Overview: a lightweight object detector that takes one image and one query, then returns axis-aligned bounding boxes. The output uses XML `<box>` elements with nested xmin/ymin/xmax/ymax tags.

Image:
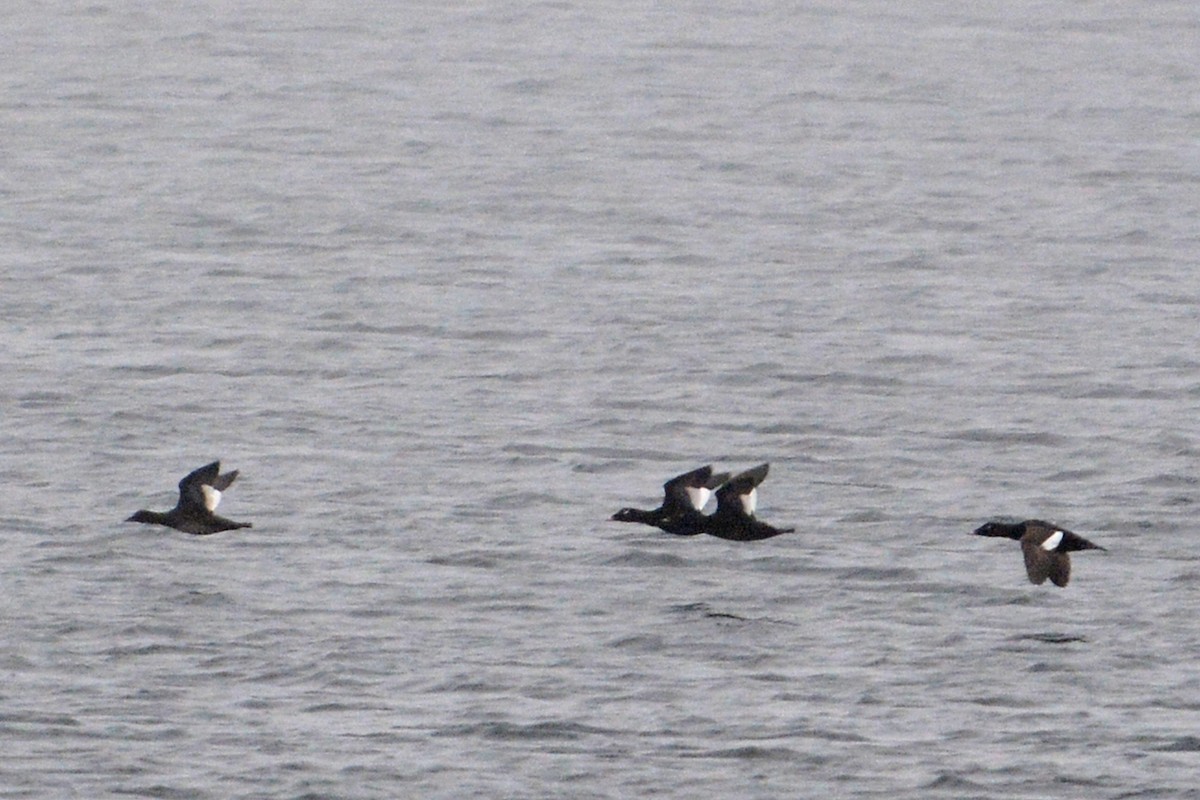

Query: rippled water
<box><xmin>3</xmin><ymin>1</ymin><xmax>1200</xmax><ymax>797</ymax></box>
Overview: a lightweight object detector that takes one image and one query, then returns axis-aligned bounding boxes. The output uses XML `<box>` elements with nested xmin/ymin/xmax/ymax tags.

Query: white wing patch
<box><xmin>1041</xmin><ymin>531</ymin><xmax>1064</xmax><ymax>551</ymax></box>
<box><xmin>201</xmin><ymin>485</ymin><xmax>222</xmax><ymax>512</ymax></box>
<box><xmin>684</xmin><ymin>486</ymin><xmax>712</xmax><ymax>511</ymax></box>
<box><xmin>741</xmin><ymin>487</ymin><xmax>758</xmax><ymax>516</ymax></box>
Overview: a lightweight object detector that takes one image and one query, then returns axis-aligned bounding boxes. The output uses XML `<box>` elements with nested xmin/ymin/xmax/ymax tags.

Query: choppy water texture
<box><xmin>3</xmin><ymin>1</ymin><xmax>1200</xmax><ymax>797</ymax></box>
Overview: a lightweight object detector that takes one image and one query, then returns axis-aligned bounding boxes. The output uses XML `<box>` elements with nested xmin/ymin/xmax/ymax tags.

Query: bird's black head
<box><xmin>127</xmin><ymin>510</ymin><xmax>157</xmax><ymax>524</ymax></box>
<box><xmin>611</xmin><ymin>508</ymin><xmax>638</xmax><ymax>522</ymax></box>
<box><xmin>973</xmin><ymin>520</ymin><xmax>1024</xmax><ymax>540</ymax></box>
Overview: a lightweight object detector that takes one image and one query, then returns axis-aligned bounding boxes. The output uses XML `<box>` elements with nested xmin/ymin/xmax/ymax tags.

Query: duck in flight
<box><xmin>704</xmin><ymin>463</ymin><xmax>794</xmax><ymax>541</ymax></box>
<box><xmin>611</xmin><ymin>464</ymin><xmax>730</xmax><ymax>535</ymax></box>
<box><xmin>612</xmin><ymin>463</ymin><xmax>793</xmax><ymax>541</ymax></box>
<box><xmin>973</xmin><ymin>519</ymin><xmax>1105</xmax><ymax>587</ymax></box>
<box><xmin>126</xmin><ymin>461</ymin><xmax>252</xmax><ymax>535</ymax></box>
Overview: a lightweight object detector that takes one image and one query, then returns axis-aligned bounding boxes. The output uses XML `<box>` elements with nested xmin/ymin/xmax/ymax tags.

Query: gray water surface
<box><xmin>3</xmin><ymin>1</ymin><xmax>1200</xmax><ymax>797</ymax></box>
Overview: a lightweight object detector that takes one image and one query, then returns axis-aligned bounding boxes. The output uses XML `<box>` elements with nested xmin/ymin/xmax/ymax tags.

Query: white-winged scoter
<box><xmin>704</xmin><ymin>463</ymin><xmax>794</xmax><ymax>541</ymax></box>
<box><xmin>126</xmin><ymin>461</ymin><xmax>252</xmax><ymax>535</ymax></box>
<box><xmin>611</xmin><ymin>464</ymin><xmax>730</xmax><ymax>535</ymax></box>
<box><xmin>973</xmin><ymin>519</ymin><xmax>1105</xmax><ymax>587</ymax></box>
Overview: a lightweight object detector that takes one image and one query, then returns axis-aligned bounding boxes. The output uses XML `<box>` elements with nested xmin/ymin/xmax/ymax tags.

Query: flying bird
<box><xmin>611</xmin><ymin>464</ymin><xmax>730</xmax><ymax>535</ymax></box>
<box><xmin>126</xmin><ymin>461</ymin><xmax>252</xmax><ymax>535</ymax></box>
<box><xmin>973</xmin><ymin>519</ymin><xmax>1105</xmax><ymax>587</ymax></box>
<box><xmin>704</xmin><ymin>463</ymin><xmax>794</xmax><ymax>541</ymax></box>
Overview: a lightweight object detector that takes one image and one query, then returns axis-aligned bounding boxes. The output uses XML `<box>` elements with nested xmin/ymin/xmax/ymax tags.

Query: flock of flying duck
<box><xmin>608</xmin><ymin>464</ymin><xmax>1106</xmax><ymax>588</ymax></box>
<box><xmin>126</xmin><ymin>461</ymin><xmax>1107</xmax><ymax>588</ymax></box>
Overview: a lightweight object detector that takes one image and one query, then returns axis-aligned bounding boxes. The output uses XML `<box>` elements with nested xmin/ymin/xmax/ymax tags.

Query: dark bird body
<box><xmin>704</xmin><ymin>463</ymin><xmax>794</xmax><ymax>541</ymax></box>
<box><xmin>973</xmin><ymin>519</ymin><xmax>1105</xmax><ymax>587</ymax></box>
<box><xmin>127</xmin><ymin>461</ymin><xmax>252</xmax><ymax>535</ymax></box>
<box><xmin>611</xmin><ymin>465</ymin><xmax>730</xmax><ymax>535</ymax></box>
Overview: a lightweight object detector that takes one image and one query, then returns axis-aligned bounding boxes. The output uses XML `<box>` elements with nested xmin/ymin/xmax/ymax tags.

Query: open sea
<box><xmin>3</xmin><ymin>1</ymin><xmax>1200</xmax><ymax>797</ymax></box>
